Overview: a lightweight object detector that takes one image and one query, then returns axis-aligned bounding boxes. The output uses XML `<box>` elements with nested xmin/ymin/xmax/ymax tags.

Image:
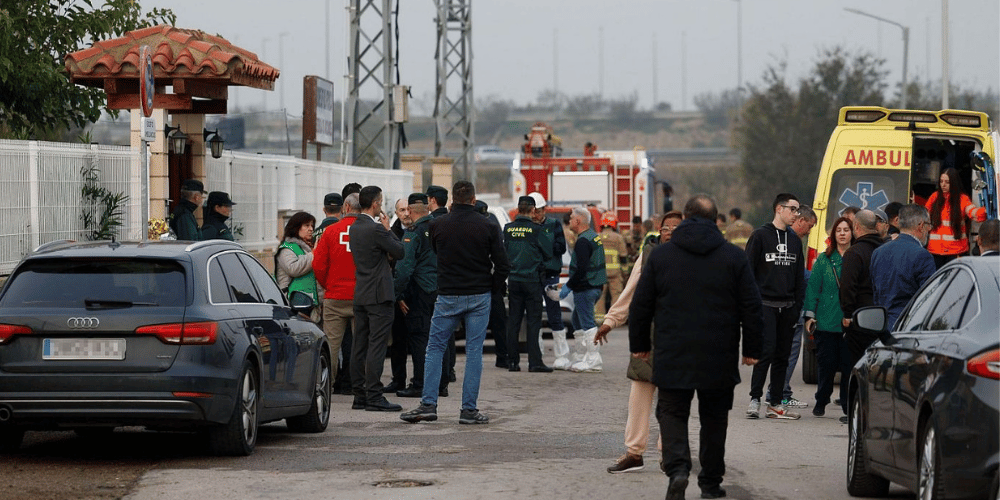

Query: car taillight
<box><xmin>0</xmin><ymin>324</ymin><xmax>32</xmax><ymax>344</ymax></box>
<box><xmin>967</xmin><ymin>350</ymin><xmax>1000</xmax><ymax>380</ymax></box>
<box><xmin>135</xmin><ymin>322</ymin><xmax>218</xmax><ymax>345</ymax></box>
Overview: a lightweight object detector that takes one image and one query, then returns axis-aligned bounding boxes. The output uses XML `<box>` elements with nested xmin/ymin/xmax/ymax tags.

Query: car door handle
<box><xmin>251</xmin><ymin>326</ymin><xmax>264</xmax><ymax>336</ymax></box>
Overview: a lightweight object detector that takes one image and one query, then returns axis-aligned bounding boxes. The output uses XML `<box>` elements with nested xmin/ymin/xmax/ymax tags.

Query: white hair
<box><xmin>572</xmin><ymin>207</ymin><xmax>591</xmax><ymax>224</ymax></box>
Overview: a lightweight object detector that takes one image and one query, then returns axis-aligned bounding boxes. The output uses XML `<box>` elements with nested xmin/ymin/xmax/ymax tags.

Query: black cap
<box><xmin>408</xmin><ymin>192</ymin><xmax>429</xmax><ymax>205</ymax></box>
<box><xmin>181</xmin><ymin>179</ymin><xmax>206</xmax><ymax>193</ymax></box>
<box><xmin>207</xmin><ymin>191</ymin><xmax>235</xmax><ymax>207</ymax></box>
<box><xmin>474</xmin><ymin>199</ymin><xmax>489</xmax><ymax>215</ymax></box>
<box><xmin>324</xmin><ymin>193</ymin><xmax>343</xmax><ymax>207</ymax></box>
<box><xmin>518</xmin><ymin>195</ymin><xmax>536</xmax><ymax>207</ymax></box>
<box><xmin>426</xmin><ymin>185</ymin><xmax>448</xmax><ymax>201</ymax></box>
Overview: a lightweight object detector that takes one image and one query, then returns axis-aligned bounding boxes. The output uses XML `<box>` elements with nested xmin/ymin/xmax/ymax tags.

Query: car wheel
<box><xmin>802</xmin><ymin>346</ymin><xmax>818</xmax><ymax>384</ymax></box>
<box><xmin>0</xmin><ymin>427</ymin><xmax>24</xmax><ymax>453</ymax></box>
<box><xmin>847</xmin><ymin>396</ymin><xmax>890</xmax><ymax>497</ymax></box>
<box><xmin>286</xmin><ymin>352</ymin><xmax>331</xmax><ymax>433</ymax></box>
<box><xmin>918</xmin><ymin>422</ymin><xmax>945</xmax><ymax>500</ymax></box>
<box><xmin>209</xmin><ymin>361</ymin><xmax>258</xmax><ymax>456</ymax></box>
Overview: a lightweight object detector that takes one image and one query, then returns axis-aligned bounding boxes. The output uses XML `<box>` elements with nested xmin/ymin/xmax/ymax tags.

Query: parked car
<box><xmin>474</xmin><ymin>145</ymin><xmax>516</xmax><ymax>163</ymax></box>
<box><xmin>0</xmin><ymin>240</ymin><xmax>332</xmax><ymax>456</ymax></box>
<box><xmin>846</xmin><ymin>256</ymin><xmax>999</xmax><ymax>499</ymax></box>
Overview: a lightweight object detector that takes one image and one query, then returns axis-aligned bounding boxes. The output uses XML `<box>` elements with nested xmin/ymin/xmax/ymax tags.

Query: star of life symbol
<box><xmin>839</xmin><ymin>182</ymin><xmax>889</xmax><ymax>215</ymax></box>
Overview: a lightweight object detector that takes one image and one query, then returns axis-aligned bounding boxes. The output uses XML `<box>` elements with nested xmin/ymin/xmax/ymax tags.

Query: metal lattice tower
<box><xmin>434</xmin><ymin>0</ymin><xmax>474</xmax><ymax>182</ymax></box>
<box><xmin>343</xmin><ymin>0</ymin><xmax>399</xmax><ymax>169</ymax></box>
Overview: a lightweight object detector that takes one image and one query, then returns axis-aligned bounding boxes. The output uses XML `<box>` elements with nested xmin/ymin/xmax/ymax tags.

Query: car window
<box><xmin>208</xmin><ymin>257</ymin><xmax>233</xmax><ymax>303</ymax></box>
<box><xmin>896</xmin><ymin>269</ymin><xmax>953</xmax><ymax>332</ymax></box>
<box><xmin>959</xmin><ymin>278</ymin><xmax>980</xmax><ymax>329</ymax></box>
<box><xmin>237</xmin><ymin>253</ymin><xmax>286</xmax><ymax>306</ymax></box>
<box><xmin>0</xmin><ymin>258</ymin><xmax>186</xmax><ymax>308</ymax></box>
<box><xmin>925</xmin><ymin>269</ymin><xmax>973</xmax><ymax>331</ymax></box>
<box><xmin>215</xmin><ymin>253</ymin><xmax>262</xmax><ymax>303</ymax></box>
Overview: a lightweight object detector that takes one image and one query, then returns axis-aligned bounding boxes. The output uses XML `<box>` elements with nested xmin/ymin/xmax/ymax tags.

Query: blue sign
<box><xmin>838</xmin><ymin>182</ymin><xmax>889</xmax><ymax>215</ymax></box>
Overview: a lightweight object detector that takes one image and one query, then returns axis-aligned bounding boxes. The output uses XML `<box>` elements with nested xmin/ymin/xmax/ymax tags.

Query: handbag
<box><xmin>626</xmin><ymin>354</ymin><xmax>653</xmax><ymax>382</ymax></box>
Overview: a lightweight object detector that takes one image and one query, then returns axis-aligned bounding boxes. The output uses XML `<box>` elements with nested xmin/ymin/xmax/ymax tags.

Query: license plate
<box><xmin>43</xmin><ymin>339</ymin><xmax>126</xmax><ymax>360</ymax></box>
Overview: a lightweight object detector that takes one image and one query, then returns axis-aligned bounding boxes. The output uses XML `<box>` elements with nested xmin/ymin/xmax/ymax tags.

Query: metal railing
<box><xmin>0</xmin><ymin>140</ymin><xmax>412</xmax><ymax>275</ymax></box>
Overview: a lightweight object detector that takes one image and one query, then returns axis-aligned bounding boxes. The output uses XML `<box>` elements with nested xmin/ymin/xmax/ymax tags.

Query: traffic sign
<box><xmin>142</xmin><ymin>117</ymin><xmax>156</xmax><ymax>142</ymax></box>
<box><xmin>139</xmin><ymin>45</ymin><xmax>154</xmax><ymax>117</ymax></box>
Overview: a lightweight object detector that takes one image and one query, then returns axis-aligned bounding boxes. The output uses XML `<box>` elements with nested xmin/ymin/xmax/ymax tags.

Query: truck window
<box><xmin>825</xmin><ymin>169</ymin><xmax>910</xmax><ymax>233</ymax></box>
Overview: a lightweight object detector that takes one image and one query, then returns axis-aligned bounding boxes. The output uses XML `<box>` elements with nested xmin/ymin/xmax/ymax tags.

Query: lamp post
<box><xmin>844</xmin><ymin>7</ymin><xmax>910</xmax><ymax>109</ymax></box>
<box><xmin>279</xmin><ymin>32</ymin><xmax>290</xmax><ymax>112</ymax></box>
<box><xmin>261</xmin><ymin>37</ymin><xmax>270</xmax><ymax>111</ymax></box>
<box><xmin>732</xmin><ymin>0</ymin><xmax>742</xmax><ymax>111</ymax></box>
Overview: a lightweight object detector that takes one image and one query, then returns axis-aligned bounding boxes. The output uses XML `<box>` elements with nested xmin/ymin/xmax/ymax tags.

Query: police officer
<box><xmin>314</xmin><ymin>192</ymin><xmax>343</xmax><ymax>241</ymax></box>
<box><xmin>170</xmin><ymin>179</ymin><xmax>205</xmax><ymax>241</ymax></box>
<box><xmin>394</xmin><ymin>193</ymin><xmax>449</xmax><ymax>397</ymax></box>
<box><xmin>201</xmin><ymin>191</ymin><xmax>236</xmax><ymax>241</ymax></box>
<box><xmin>504</xmin><ymin>195</ymin><xmax>553</xmax><ymax>372</ymax></box>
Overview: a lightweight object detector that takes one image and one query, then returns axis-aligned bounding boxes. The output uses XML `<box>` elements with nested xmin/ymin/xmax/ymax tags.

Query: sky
<box><xmin>140</xmin><ymin>0</ymin><xmax>1000</xmax><ymax>116</ymax></box>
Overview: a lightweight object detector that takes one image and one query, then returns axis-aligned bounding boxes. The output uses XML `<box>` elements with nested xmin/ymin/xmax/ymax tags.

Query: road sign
<box><xmin>142</xmin><ymin>117</ymin><xmax>156</xmax><ymax>142</ymax></box>
<box><xmin>139</xmin><ymin>45</ymin><xmax>154</xmax><ymax>117</ymax></box>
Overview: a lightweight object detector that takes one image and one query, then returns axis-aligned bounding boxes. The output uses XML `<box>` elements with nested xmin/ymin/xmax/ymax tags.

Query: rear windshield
<box><xmin>825</xmin><ymin>168</ymin><xmax>910</xmax><ymax>233</ymax></box>
<box><xmin>0</xmin><ymin>258</ymin><xmax>186</xmax><ymax>308</ymax></box>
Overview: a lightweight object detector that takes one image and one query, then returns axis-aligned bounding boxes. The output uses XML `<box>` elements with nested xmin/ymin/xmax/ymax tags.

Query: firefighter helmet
<box><xmin>601</xmin><ymin>211</ymin><xmax>617</xmax><ymax>228</ymax></box>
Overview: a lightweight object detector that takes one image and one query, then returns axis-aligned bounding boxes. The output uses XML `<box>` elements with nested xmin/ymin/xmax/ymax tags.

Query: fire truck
<box><xmin>510</xmin><ymin>123</ymin><xmax>655</xmax><ymax>234</ymax></box>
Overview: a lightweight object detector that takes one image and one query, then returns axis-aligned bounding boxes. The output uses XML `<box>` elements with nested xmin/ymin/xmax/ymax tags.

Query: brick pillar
<box><xmin>430</xmin><ymin>157</ymin><xmax>453</xmax><ymax>194</ymax></box>
<box><xmin>400</xmin><ymin>155</ymin><xmax>425</xmax><ymax>192</ymax></box>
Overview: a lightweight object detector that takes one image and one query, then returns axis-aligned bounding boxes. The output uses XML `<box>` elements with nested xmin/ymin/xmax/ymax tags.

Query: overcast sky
<box><xmin>142</xmin><ymin>0</ymin><xmax>999</xmax><ymax>116</ymax></box>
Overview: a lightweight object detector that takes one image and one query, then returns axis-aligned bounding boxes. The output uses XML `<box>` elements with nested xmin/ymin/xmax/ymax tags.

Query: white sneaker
<box><xmin>746</xmin><ymin>398</ymin><xmax>761</xmax><ymax>419</ymax></box>
<box><xmin>782</xmin><ymin>397</ymin><xmax>809</xmax><ymax>408</ymax></box>
<box><xmin>766</xmin><ymin>404</ymin><xmax>802</xmax><ymax>420</ymax></box>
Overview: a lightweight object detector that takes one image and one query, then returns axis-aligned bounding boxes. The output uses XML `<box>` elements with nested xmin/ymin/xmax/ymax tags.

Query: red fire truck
<box><xmin>510</xmin><ymin>123</ymin><xmax>654</xmax><ymax>234</ymax></box>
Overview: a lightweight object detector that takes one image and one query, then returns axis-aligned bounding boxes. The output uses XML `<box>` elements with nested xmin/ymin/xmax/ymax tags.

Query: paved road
<box><xmin>1</xmin><ymin>327</ymin><xmax>916</xmax><ymax>500</ymax></box>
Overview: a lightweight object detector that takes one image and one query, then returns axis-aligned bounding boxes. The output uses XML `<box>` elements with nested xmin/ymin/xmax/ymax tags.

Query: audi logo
<box><xmin>67</xmin><ymin>317</ymin><xmax>100</xmax><ymax>329</ymax></box>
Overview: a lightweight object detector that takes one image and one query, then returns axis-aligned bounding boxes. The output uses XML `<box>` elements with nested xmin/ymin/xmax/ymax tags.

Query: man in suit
<box><xmin>349</xmin><ymin>185</ymin><xmax>405</xmax><ymax>412</ymax></box>
<box><xmin>977</xmin><ymin>219</ymin><xmax>999</xmax><ymax>256</ymax></box>
<box><xmin>401</xmin><ymin>181</ymin><xmax>510</xmax><ymax>425</ymax></box>
<box><xmin>871</xmin><ymin>204</ymin><xmax>937</xmax><ymax>329</ymax></box>
<box><xmin>629</xmin><ymin>194</ymin><xmax>763</xmax><ymax>500</ymax></box>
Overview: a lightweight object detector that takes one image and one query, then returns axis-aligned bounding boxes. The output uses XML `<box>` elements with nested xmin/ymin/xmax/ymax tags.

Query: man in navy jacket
<box><xmin>870</xmin><ymin>204</ymin><xmax>936</xmax><ymax>329</ymax></box>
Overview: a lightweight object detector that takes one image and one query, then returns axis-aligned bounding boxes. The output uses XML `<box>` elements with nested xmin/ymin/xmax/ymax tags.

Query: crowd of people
<box><xmin>167</xmin><ymin>171</ymin><xmax>998</xmax><ymax>500</ymax></box>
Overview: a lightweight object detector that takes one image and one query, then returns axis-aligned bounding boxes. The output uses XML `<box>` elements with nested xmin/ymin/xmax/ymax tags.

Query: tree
<box><xmin>693</xmin><ymin>88</ymin><xmax>741</xmax><ymax>129</ymax></box>
<box><xmin>0</xmin><ymin>1</ymin><xmax>175</xmax><ymax>139</ymax></box>
<box><xmin>733</xmin><ymin>48</ymin><xmax>887</xmax><ymax>212</ymax></box>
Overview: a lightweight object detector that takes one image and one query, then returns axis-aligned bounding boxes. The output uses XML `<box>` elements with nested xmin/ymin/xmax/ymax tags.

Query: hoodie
<box><xmin>744</xmin><ymin>222</ymin><xmax>805</xmax><ymax>309</ymax></box>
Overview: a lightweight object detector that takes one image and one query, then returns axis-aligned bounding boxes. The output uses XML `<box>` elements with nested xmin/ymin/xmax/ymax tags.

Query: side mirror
<box><xmin>852</xmin><ymin>306</ymin><xmax>896</xmax><ymax>346</ymax></box>
<box><xmin>288</xmin><ymin>290</ymin><xmax>315</xmax><ymax>315</ymax></box>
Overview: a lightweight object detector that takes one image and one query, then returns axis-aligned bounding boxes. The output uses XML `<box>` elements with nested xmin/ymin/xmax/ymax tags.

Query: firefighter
<box><xmin>595</xmin><ymin>211</ymin><xmax>627</xmax><ymax>323</ymax></box>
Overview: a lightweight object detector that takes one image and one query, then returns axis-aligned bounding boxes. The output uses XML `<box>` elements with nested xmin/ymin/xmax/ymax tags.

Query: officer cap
<box><xmin>324</xmin><ymin>193</ymin><xmax>343</xmax><ymax>207</ymax></box>
<box><xmin>474</xmin><ymin>200</ymin><xmax>489</xmax><ymax>215</ymax></box>
<box><xmin>408</xmin><ymin>193</ymin><xmax>429</xmax><ymax>205</ymax></box>
<box><xmin>207</xmin><ymin>191</ymin><xmax>236</xmax><ymax>207</ymax></box>
<box><xmin>426</xmin><ymin>185</ymin><xmax>448</xmax><ymax>201</ymax></box>
<box><xmin>181</xmin><ymin>179</ymin><xmax>206</xmax><ymax>193</ymax></box>
<box><xmin>518</xmin><ymin>195</ymin><xmax>536</xmax><ymax>208</ymax></box>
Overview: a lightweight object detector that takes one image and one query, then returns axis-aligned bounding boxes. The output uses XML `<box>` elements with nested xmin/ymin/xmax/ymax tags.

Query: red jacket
<box><xmin>925</xmin><ymin>192</ymin><xmax>986</xmax><ymax>255</ymax></box>
<box><xmin>313</xmin><ymin>214</ymin><xmax>358</xmax><ymax>300</ymax></box>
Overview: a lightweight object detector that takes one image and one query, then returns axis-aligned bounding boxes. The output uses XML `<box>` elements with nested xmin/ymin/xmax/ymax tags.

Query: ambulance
<box><xmin>801</xmin><ymin>106</ymin><xmax>998</xmax><ymax>384</ymax></box>
<box><xmin>808</xmin><ymin>106</ymin><xmax>999</xmax><ymax>265</ymax></box>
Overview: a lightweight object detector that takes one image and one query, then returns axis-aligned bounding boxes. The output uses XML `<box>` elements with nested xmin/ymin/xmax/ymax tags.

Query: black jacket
<box><xmin>745</xmin><ymin>222</ymin><xmax>805</xmax><ymax>308</ymax></box>
<box><xmin>201</xmin><ymin>210</ymin><xmax>234</xmax><ymax>241</ymax></box>
<box><xmin>840</xmin><ymin>233</ymin><xmax>883</xmax><ymax>319</ymax></box>
<box><xmin>629</xmin><ymin>217</ymin><xmax>763</xmax><ymax>390</ymax></box>
<box><xmin>429</xmin><ymin>203</ymin><xmax>510</xmax><ymax>296</ymax></box>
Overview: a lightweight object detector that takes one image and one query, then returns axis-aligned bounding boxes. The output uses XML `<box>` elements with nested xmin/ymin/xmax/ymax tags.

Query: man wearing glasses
<box><xmin>744</xmin><ymin>193</ymin><xmax>806</xmax><ymax>420</ymax></box>
<box><xmin>870</xmin><ymin>204</ymin><xmax>936</xmax><ymax>330</ymax></box>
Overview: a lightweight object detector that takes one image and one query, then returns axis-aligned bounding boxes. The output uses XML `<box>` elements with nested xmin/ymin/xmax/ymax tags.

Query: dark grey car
<box><xmin>0</xmin><ymin>240</ymin><xmax>331</xmax><ymax>456</ymax></box>
<box><xmin>847</xmin><ymin>256</ymin><xmax>999</xmax><ymax>499</ymax></box>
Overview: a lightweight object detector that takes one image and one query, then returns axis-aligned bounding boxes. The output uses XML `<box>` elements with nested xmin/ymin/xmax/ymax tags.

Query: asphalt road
<box><xmin>0</xmin><ymin>326</ymin><xmax>918</xmax><ymax>500</ymax></box>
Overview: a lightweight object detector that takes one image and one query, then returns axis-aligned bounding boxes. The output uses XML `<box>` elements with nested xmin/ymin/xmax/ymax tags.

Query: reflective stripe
<box><xmin>929</xmin><ymin>233</ymin><xmax>958</xmax><ymax>241</ymax></box>
<box><xmin>606</xmin><ymin>263</ymin><xmax>621</xmax><ymax>269</ymax></box>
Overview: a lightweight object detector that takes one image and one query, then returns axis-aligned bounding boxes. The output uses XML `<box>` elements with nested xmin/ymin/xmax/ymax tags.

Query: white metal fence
<box><xmin>0</xmin><ymin>140</ymin><xmax>412</xmax><ymax>275</ymax></box>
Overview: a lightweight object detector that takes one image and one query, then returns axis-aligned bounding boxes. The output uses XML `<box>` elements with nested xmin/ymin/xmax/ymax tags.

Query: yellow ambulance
<box><xmin>808</xmin><ymin>106</ymin><xmax>999</xmax><ymax>265</ymax></box>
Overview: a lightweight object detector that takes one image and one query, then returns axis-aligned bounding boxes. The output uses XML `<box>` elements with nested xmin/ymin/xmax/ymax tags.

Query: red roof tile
<box><xmin>65</xmin><ymin>25</ymin><xmax>279</xmax><ymax>90</ymax></box>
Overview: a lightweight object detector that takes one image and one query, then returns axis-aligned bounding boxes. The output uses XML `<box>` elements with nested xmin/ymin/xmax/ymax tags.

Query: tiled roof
<box><xmin>65</xmin><ymin>25</ymin><xmax>279</xmax><ymax>90</ymax></box>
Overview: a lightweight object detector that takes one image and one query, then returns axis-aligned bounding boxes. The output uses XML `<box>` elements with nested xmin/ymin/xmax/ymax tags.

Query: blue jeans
<box><xmin>571</xmin><ymin>287</ymin><xmax>602</xmax><ymax>332</ymax></box>
<box><xmin>421</xmin><ymin>292</ymin><xmax>491</xmax><ymax>410</ymax></box>
<box><xmin>542</xmin><ymin>274</ymin><xmax>564</xmax><ymax>331</ymax></box>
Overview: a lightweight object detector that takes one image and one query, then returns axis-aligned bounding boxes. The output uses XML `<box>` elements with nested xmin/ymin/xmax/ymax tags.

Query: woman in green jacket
<box><xmin>275</xmin><ymin>212</ymin><xmax>323</xmax><ymax>320</ymax></box>
<box><xmin>803</xmin><ymin>216</ymin><xmax>853</xmax><ymax>419</ymax></box>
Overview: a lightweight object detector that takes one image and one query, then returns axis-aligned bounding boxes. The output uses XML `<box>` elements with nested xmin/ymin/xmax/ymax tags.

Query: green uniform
<box><xmin>503</xmin><ymin>215</ymin><xmax>552</xmax><ymax>283</ymax></box>
<box><xmin>201</xmin><ymin>211</ymin><xmax>234</xmax><ymax>241</ymax></box>
<box><xmin>169</xmin><ymin>199</ymin><xmax>202</xmax><ymax>241</ymax></box>
<box><xmin>537</xmin><ymin>216</ymin><xmax>566</xmax><ymax>277</ymax></box>
<box><xmin>569</xmin><ymin>227</ymin><xmax>607</xmax><ymax>290</ymax></box>
<box><xmin>394</xmin><ymin>214</ymin><xmax>437</xmax><ymax>300</ymax></box>
<box><xmin>277</xmin><ymin>241</ymin><xmax>318</xmax><ymax>303</ymax></box>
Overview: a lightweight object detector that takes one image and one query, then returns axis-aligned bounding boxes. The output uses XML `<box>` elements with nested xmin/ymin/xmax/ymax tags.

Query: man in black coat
<box><xmin>629</xmin><ymin>194</ymin><xmax>763</xmax><ymax>500</ymax></box>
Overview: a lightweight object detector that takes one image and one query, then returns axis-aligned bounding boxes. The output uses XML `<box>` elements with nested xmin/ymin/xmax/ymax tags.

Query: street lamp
<box><xmin>203</xmin><ymin>129</ymin><xmax>225</xmax><ymax>159</ymax></box>
<box><xmin>279</xmin><ymin>32</ymin><xmax>290</xmax><ymax>112</ymax></box>
<box><xmin>844</xmin><ymin>7</ymin><xmax>910</xmax><ymax>109</ymax></box>
<box><xmin>732</xmin><ymin>0</ymin><xmax>742</xmax><ymax>111</ymax></box>
<box><xmin>164</xmin><ymin>124</ymin><xmax>188</xmax><ymax>154</ymax></box>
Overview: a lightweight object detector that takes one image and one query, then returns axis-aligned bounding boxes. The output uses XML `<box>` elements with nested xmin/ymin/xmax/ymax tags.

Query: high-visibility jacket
<box><xmin>600</xmin><ymin>228</ymin><xmax>627</xmax><ymax>277</ymax></box>
<box><xmin>925</xmin><ymin>192</ymin><xmax>986</xmax><ymax>255</ymax></box>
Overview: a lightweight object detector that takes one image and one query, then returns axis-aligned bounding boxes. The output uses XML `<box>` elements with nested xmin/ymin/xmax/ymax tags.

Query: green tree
<box><xmin>734</xmin><ymin>47</ymin><xmax>887</xmax><ymax>213</ymax></box>
<box><xmin>0</xmin><ymin>0</ymin><xmax>175</xmax><ymax>139</ymax></box>
<box><xmin>693</xmin><ymin>88</ymin><xmax>741</xmax><ymax>129</ymax></box>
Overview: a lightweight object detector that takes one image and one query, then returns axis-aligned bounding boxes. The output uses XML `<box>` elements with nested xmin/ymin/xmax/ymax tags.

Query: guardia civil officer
<box><xmin>504</xmin><ymin>195</ymin><xmax>553</xmax><ymax>372</ymax></box>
